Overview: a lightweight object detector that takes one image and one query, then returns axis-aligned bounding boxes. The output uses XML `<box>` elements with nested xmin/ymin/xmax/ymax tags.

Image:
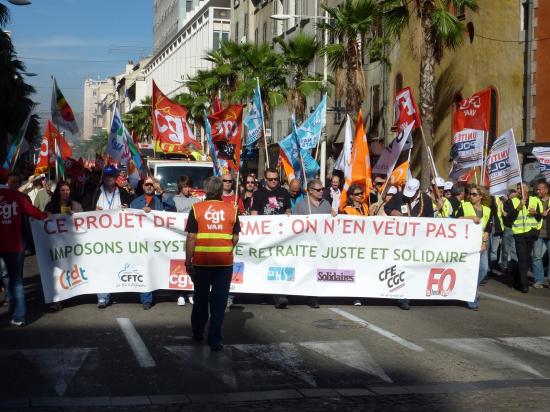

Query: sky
<box><xmin>6</xmin><ymin>0</ymin><xmax>152</xmax><ymax>136</ymax></box>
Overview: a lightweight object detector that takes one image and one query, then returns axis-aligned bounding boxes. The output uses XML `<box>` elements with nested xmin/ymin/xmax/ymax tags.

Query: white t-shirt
<box><xmin>96</xmin><ymin>185</ymin><xmax>122</xmax><ymax>210</ymax></box>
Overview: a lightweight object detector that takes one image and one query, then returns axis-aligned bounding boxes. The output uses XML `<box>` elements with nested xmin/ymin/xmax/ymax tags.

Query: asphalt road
<box><xmin>1</xmin><ymin>257</ymin><xmax>550</xmax><ymax>411</ymax></box>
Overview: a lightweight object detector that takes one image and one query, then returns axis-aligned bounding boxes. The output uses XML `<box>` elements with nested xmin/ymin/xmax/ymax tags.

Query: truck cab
<box><xmin>147</xmin><ymin>159</ymin><xmax>213</xmax><ymax>194</ymax></box>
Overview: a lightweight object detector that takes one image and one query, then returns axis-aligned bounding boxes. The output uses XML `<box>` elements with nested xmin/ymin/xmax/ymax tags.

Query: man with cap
<box><xmin>83</xmin><ymin>165</ymin><xmax>133</xmax><ymax>308</ymax></box>
<box><xmin>130</xmin><ymin>176</ymin><xmax>176</xmax><ymax>309</ymax></box>
<box><xmin>371</xmin><ymin>176</ymin><xmax>386</xmax><ymax>204</ymax></box>
<box><xmin>500</xmin><ymin>186</ymin><xmax>518</xmax><ymax>272</ymax></box>
<box><xmin>0</xmin><ymin>168</ymin><xmax>48</xmax><ymax>326</ymax></box>
<box><xmin>431</xmin><ymin>177</ymin><xmax>452</xmax><ymax>218</ymax></box>
<box><xmin>384</xmin><ymin>178</ymin><xmax>434</xmax><ymax>310</ymax></box>
<box><xmin>443</xmin><ymin>181</ymin><xmax>453</xmax><ymax>199</ymax></box>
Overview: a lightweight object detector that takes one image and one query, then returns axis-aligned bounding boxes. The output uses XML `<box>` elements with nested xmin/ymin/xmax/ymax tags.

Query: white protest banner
<box><xmin>373</xmin><ymin>122</ymin><xmax>414</xmax><ymax>175</ymax></box>
<box><xmin>487</xmin><ymin>129</ymin><xmax>522</xmax><ymax>196</ymax></box>
<box><xmin>31</xmin><ymin>211</ymin><xmax>481</xmax><ymax>303</ymax></box>
<box><xmin>532</xmin><ymin>146</ymin><xmax>550</xmax><ymax>182</ymax></box>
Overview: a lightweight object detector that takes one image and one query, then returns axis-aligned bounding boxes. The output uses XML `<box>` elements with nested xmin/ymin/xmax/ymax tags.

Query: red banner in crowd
<box><xmin>152</xmin><ymin>81</ymin><xmax>202</xmax><ymax>154</ymax></box>
<box><xmin>394</xmin><ymin>87</ymin><xmax>422</xmax><ymax>131</ymax></box>
<box><xmin>452</xmin><ymin>88</ymin><xmax>492</xmax><ymax>135</ymax></box>
<box><xmin>208</xmin><ymin>105</ymin><xmax>243</xmax><ymax>172</ymax></box>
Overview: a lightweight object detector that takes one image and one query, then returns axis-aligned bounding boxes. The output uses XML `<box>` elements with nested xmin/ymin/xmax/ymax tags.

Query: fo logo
<box><xmin>426</xmin><ymin>268</ymin><xmax>456</xmax><ymax>297</ymax></box>
<box><xmin>59</xmin><ymin>265</ymin><xmax>88</xmax><ymax>290</ymax></box>
<box><xmin>169</xmin><ymin>259</ymin><xmax>194</xmax><ymax>290</ymax></box>
<box><xmin>232</xmin><ymin>262</ymin><xmax>244</xmax><ymax>284</ymax></box>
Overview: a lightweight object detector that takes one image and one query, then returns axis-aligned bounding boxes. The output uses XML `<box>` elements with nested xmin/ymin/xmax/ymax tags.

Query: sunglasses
<box><xmin>470</xmin><ymin>192</ymin><xmax>479</xmax><ymax>197</ymax></box>
<box><xmin>266</xmin><ymin>177</ymin><xmax>278</xmax><ymax>181</ymax></box>
<box><xmin>353</xmin><ymin>192</ymin><xmax>364</xmax><ymax>196</ymax></box>
<box><xmin>311</xmin><ymin>187</ymin><xmax>323</xmax><ymax>192</ymax></box>
<box><xmin>246</xmin><ymin>181</ymin><xmax>255</xmax><ymax>184</ymax></box>
<box><xmin>144</xmin><ymin>183</ymin><xmax>154</xmax><ymax>187</ymax></box>
<box><xmin>375</xmin><ymin>182</ymin><xmax>384</xmax><ymax>186</ymax></box>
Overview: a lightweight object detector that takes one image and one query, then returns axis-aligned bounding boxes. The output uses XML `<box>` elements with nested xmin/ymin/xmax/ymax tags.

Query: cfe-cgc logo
<box><xmin>267</xmin><ymin>267</ymin><xmax>295</xmax><ymax>282</ymax></box>
<box><xmin>116</xmin><ymin>263</ymin><xmax>146</xmax><ymax>288</ymax></box>
<box><xmin>58</xmin><ymin>264</ymin><xmax>88</xmax><ymax>290</ymax></box>
<box><xmin>317</xmin><ymin>269</ymin><xmax>355</xmax><ymax>283</ymax></box>
<box><xmin>426</xmin><ymin>268</ymin><xmax>456</xmax><ymax>297</ymax></box>
<box><xmin>379</xmin><ymin>265</ymin><xmax>406</xmax><ymax>293</ymax></box>
<box><xmin>169</xmin><ymin>259</ymin><xmax>194</xmax><ymax>290</ymax></box>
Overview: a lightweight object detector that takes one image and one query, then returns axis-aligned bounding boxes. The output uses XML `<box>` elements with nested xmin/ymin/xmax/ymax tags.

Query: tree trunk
<box><xmin>346</xmin><ymin>39</ymin><xmax>361</xmax><ymax>116</ymax></box>
<box><xmin>419</xmin><ymin>9</ymin><xmax>436</xmax><ymax>190</ymax></box>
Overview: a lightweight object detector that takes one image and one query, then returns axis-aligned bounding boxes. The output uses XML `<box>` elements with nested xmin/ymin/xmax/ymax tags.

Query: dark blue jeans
<box><xmin>191</xmin><ymin>265</ymin><xmax>232</xmax><ymax>346</ymax></box>
<box><xmin>0</xmin><ymin>252</ymin><xmax>26</xmax><ymax>322</ymax></box>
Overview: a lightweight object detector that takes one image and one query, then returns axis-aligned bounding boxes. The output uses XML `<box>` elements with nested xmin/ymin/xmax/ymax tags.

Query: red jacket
<box><xmin>222</xmin><ymin>192</ymin><xmax>245</xmax><ymax>214</ymax></box>
<box><xmin>0</xmin><ymin>187</ymin><xmax>47</xmax><ymax>253</ymax></box>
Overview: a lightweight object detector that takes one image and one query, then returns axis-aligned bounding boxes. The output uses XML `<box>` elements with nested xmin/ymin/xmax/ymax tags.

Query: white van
<box><xmin>147</xmin><ymin>159</ymin><xmax>213</xmax><ymax>194</ymax></box>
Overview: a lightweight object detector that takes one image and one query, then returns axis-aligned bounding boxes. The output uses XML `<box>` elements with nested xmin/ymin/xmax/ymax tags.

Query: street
<box><xmin>1</xmin><ymin>257</ymin><xmax>550</xmax><ymax>411</ymax></box>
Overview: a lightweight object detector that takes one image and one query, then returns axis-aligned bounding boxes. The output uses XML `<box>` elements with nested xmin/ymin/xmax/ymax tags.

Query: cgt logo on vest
<box><xmin>426</xmin><ymin>268</ymin><xmax>456</xmax><ymax>297</ymax></box>
<box><xmin>0</xmin><ymin>199</ymin><xmax>18</xmax><ymax>224</ymax></box>
<box><xmin>169</xmin><ymin>259</ymin><xmax>194</xmax><ymax>290</ymax></box>
<box><xmin>204</xmin><ymin>204</ymin><xmax>225</xmax><ymax>230</ymax></box>
<box><xmin>58</xmin><ymin>265</ymin><xmax>88</xmax><ymax>290</ymax></box>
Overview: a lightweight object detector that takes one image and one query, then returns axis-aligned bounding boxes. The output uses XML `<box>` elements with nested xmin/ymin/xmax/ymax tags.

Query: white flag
<box><xmin>532</xmin><ymin>146</ymin><xmax>550</xmax><ymax>183</ymax></box>
<box><xmin>106</xmin><ymin>102</ymin><xmax>131</xmax><ymax>164</ymax></box>
<box><xmin>487</xmin><ymin>129</ymin><xmax>522</xmax><ymax>196</ymax></box>
<box><xmin>373</xmin><ymin>122</ymin><xmax>414</xmax><ymax>176</ymax></box>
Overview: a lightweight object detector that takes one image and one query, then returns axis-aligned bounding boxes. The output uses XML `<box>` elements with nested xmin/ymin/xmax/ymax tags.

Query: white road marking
<box><xmin>499</xmin><ymin>337</ymin><xmax>550</xmax><ymax>357</ymax></box>
<box><xmin>300</xmin><ymin>340</ymin><xmax>393</xmax><ymax>383</ymax></box>
<box><xmin>22</xmin><ymin>348</ymin><xmax>92</xmax><ymax>396</ymax></box>
<box><xmin>116</xmin><ymin>318</ymin><xmax>156</xmax><ymax>368</ymax></box>
<box><xmin>329</xmin><ymin>307</ymin><xmax>425</xmax><ymax>352</ymax></box>
<box><xmin>165</xmin><ymin>345</ymin><xmax>238</xmax><ymax>389</ymax></box>
<box><xmin>233</xmin><ymin>343</ymin><xmax>317</xmax><ymax>387</ymax></box>
<box><xmin>478</xmin><ymin>292</ymin><xmax>550</xmax><ymax>316</ymax></box>
<box><xmin>431</xmin><ymin>338</ymin><xmax>546</xmax><ymax>379</ymax></box>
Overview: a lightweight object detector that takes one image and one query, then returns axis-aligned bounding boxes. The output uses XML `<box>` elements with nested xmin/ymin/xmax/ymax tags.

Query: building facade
<box><xmin>82</xmin><ymin>78</ymin><xmax>116</xmax><ymax>139</ymax></box>
<box><xmin>145</xmin><ymin>0</ymin><xmax>231</xmax><ymax>99</ymax></box>
<box><xmin>531</xmin><ymin>0</ymin><xmax>549</xmax><ymax>143</ymax></box>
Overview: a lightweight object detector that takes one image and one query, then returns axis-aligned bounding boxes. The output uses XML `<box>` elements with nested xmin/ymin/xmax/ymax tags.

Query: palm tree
<box><xmin>0</xmin><ymin>4</ymin><xmax>38</xmax><ymax>163</ymax></box>
<box><xmin>318</xmin><ymin>0</ymin><xmax>382</xmax><ymax>116</ymax></box>
<box><xmin>123</xmin><ymin>96</ymin><xmax>152</xmax><ymax>143</ymax></box>
<box><xmin>73</xmin><ymin>130</ymin><xmax>108</xmax><ymax>159</ymax></box>
<box><xmin>275</xmin><ymin>32</ymin><xmax>323</xmax><ymax>123</ymax></box>
<box><xmin>382</xmin><ymin>0</ymin><xmax>479</xmax><ymax>187</ymax></box>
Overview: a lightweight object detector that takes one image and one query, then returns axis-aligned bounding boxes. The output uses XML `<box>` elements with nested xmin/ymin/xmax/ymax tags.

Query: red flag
<box><xmin>152</xmin><ymin>81</ymin><xmax>201</xmax><ymax>154</ymax></box>
<box><xmin>394</xmin><ymin>87</ymin><xmax>422</xmax><ymax>131</ymax></box>
<box><xmin>208</xmin><ymin>105</ymin><xmax>243</xmax><ymax>172</ymax></box>
<box><xmin>452</xmin><ymin>88</ymin><xmax>492</xmax><ymax>135</ymax></box>
<box><xmin>63</xmin><ymin>157</ymin><xmax>86</xmax><ymax>188</ymax></box>
<box><xmin>34</xmin><ymin>133</ymin><xmax>50</xmax><ymax>175</ymax></box>
<box><xmin>212</xmin><ymin>96</ymin><xmax>223</xmax><ymax>114</ymax></box>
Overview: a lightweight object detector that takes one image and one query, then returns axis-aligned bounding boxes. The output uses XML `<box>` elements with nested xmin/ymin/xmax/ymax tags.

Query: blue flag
<box><xmin>279</xmin><ymin>115</ymin><xmax>320</xmax><ymax>183</ymax></box>
<box><xmin>244</xmin><ymin>78</ymin><xmax>264</xmax><ymax>146</ymax></box>
<box><xmin>204</xmin><ymin>112</ymin><xmax>221</xmax><ymax>176</ymax></box>
<box><xmin>3</xmin><ymin>110</ymin><xmax>33</xmax><ymax>171</ymax></box>
<box><xmin>295</xmin><ymin>94</ymin><xmax>326</xmax><ymax>150</ymax></box>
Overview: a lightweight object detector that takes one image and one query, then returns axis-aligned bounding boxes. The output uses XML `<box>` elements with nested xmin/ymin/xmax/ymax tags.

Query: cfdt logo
<box><xmin>267</xmin><ymin>267</ymin><xmax>295</xmax><ymax>282</ymax></box>
<box><xmin>426</xmin><ymin>268</ymin><xmax>456</xmax><ymax>297</ymax></box>
<box><xmin>58</xmin><ymin>265</ymin><xmax>88</xmax><ymax>290</ymax></box>
<box><xmin>379</xmin><ymin>265</ymin><xmax>406</xmax><ymax>293</ymax></box>
<box><xmin>232</xmin><ymin>262</ymin><xmax>244</xmax><ymax>284</ymax></box>
<box><xmin>169</xmin><ymin>259</ymin><xmax>194</xmax><ymax>290</ymax></box>
<box><xmin>116</xmin><ymin>263</ymin><xmax>146</xmax><ymax>288</ymax></box>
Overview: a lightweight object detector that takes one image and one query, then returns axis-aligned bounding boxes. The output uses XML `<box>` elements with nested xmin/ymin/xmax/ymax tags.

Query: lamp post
<box><xmin>270</xmin><ymin>11</ymin><xmax>330</xmax><ymax>183</ymax></box>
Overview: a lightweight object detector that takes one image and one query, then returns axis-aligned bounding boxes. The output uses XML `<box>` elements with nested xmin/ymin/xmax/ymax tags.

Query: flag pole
<box><xmin>419</xmin><ymin>126</ymin><xmax>441</xmax><ymax>200</ymax></box>
<box><xmin>481</xmin><ymin>131</ymin><xmax>490</xmax><ymax>186</ymax></box>
<box><xmin>299</xmin><ymin>151</ymin><xmax>312</xmax><ymax>215</ymax></box>
<box><xmin>234</xmin><ymin>117</ymin><xmax>245</xmax><ymax>208</ymax></box>
<box><xmin>257</xmin><ymin>77</ymin><xmax>270</xmax><ymax>170</ymax></box>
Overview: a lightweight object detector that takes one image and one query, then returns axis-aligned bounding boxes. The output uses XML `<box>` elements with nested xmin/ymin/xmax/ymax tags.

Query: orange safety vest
<box><xmin>192</xmin><ymin>200</ymin><xmax>237</xmax><ymax>266</ymax></box>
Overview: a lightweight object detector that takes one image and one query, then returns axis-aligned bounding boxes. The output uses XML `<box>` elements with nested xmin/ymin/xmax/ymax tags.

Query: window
<box><xmin>370</xmin><ymin>85</ymin><xmax>381</xmax><ymax>138</ymax></box>
<box><xmin>263</xmin><ymin>22</ymin><xmax>267</xmax><ymax>44</ymax></box>
<box><xmin>255</xmin><ymin>27</ymin><xmax>259</xmax><ymax>45</ymax></box>
<box><xmin>244</xmin><ymin>13</ymin><xmax>249</xmax><ymax>42</ymax></box>
<box><xmin>213</xmin><ymin>30</ymin><xmax>230</xmax><ymax>49</ymax></box>
<box><xmin>301</xmin><ymin>0</ymin><xmax>308</xmax><ymax>16</ymax></box>
<box><xmin>186</xmin><ymin>0</ymin><xmax>192</xmax><ymax>12</ymax></box>
<box><xmin>394</xmin><ymin>73</ymin><xmax>403</xmax><ymax>94</ymax></box>
<box><xmin>235</xmin><ymin>21</ymin><xmax>239</xmax><ymax>42</ymax></box>
<box><xmin>334</xmin><ymin>99</ymin><xmax>343</xmax><ymax>125</ymax></box>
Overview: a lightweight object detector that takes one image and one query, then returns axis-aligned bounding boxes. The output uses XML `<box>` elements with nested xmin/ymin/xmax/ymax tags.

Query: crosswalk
<box><xmin>1</xmin><ymin>336</ymin><xmax>550</xmax><ymax>397</ymax></box>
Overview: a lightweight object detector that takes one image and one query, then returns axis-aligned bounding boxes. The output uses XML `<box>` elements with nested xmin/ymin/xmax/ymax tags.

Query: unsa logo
<box><xmin>426</xmin><ymin>268</ymin><xmax>456</xmax><ymax>297</ymax></box>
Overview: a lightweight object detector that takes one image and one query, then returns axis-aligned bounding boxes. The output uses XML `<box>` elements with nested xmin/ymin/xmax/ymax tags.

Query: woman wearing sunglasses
<box><xmin>457</xmin><ymin>184</ymin><xmax>492</xmax><ymax>310</ymax></box>
<box><xmin>342</xmin><ymin>184</ymin><xmax>369</xmax><ymax>216</ymax></box>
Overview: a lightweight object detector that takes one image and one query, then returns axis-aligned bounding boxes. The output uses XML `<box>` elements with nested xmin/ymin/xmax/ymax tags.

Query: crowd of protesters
<box><xmin>1</xmin><ymin>160</ymin><xmax>549</xmax><ymax>327</ymax></box>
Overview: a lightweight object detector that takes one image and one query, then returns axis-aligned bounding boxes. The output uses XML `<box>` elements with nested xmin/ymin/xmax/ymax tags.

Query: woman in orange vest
<box><xmin>185</xmin><ymin>176</ymin><xmax>240</xmax><ymax>351</ymax></box>
<box><xmin>342</xmin><ymin>184</ymin><xmax>369</xmax><ymax>216</ymax></box>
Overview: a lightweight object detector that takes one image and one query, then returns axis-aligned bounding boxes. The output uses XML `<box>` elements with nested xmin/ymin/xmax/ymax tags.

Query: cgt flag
<box><xmin>486</xmin><ymin>129</ymin><xmax>522</xmax><ymax>196</ymax></box>
<box><xmin>208</xmin><ymin>105</ymin><xmax>244</xmax><ymax>173</ymax></box>
<box><xmin>394</xmin><ymin>87</ymin><xmax>421</xmax><ymax>150</ymax></box>
<box><xmin>51</xmin><ymin>77</ymin><xmax>79</xmax><ymax>135</ymax></box>
<box><xmin>532</xmin><ymin>146</ymin><xmax>550</xmax><ymax>183</ymax></box>
<box><xmin>152</xmin><ymin>81</ymin><xmax>201</xmax><ymax>154</ymax></box>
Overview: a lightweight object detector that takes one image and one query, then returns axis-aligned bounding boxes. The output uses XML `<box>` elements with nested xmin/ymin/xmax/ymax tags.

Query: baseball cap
<box><xmin>433</xmin><ymin>176</ymin><xmax>445</xmax><ymax>188</ymax></box>
<box><xmin>103</xmin><ymin>165</ymin><xmax>119</xmax><ymax>177</ymax></box>
<box><xmin>443</xmin><ymin>181</ymin><xmax>453</xmax><ymax>191</ymax></box>
<box><xmin>387</xmin><ymin>186</ymin><xmax>398</xmax><ymax>195</ymax></box>
<box><xmin>403</xmin><ymin>178</ymin><xmax>420</xmax><ymax>198</ymax></box>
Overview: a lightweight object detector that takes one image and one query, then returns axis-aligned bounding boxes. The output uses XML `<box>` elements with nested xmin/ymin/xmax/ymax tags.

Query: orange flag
<box><xmin>280</xmin><ymin>152</ymin><xmax>296</xmax><ymax>184</ymax></box>
<box><xmin>389</xmin><ymin>161</ymin><xmax>409</xmax><ymax>187</ymax></box>
<box><xmin>339</xmin><ymin>110</ymin><xmax>372</xmax><ymax>210</ymax></box>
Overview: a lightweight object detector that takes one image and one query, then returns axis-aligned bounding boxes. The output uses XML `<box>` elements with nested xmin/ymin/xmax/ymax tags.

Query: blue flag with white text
<box><xmin>295</xmin><ymin>94</ymin><xmax>326</xmax><ymax>150</ymax></box>
<box><xmin>244</xmin><ymin>79</ymin><xmax>264</xmax><ymax>146</ymax></box>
